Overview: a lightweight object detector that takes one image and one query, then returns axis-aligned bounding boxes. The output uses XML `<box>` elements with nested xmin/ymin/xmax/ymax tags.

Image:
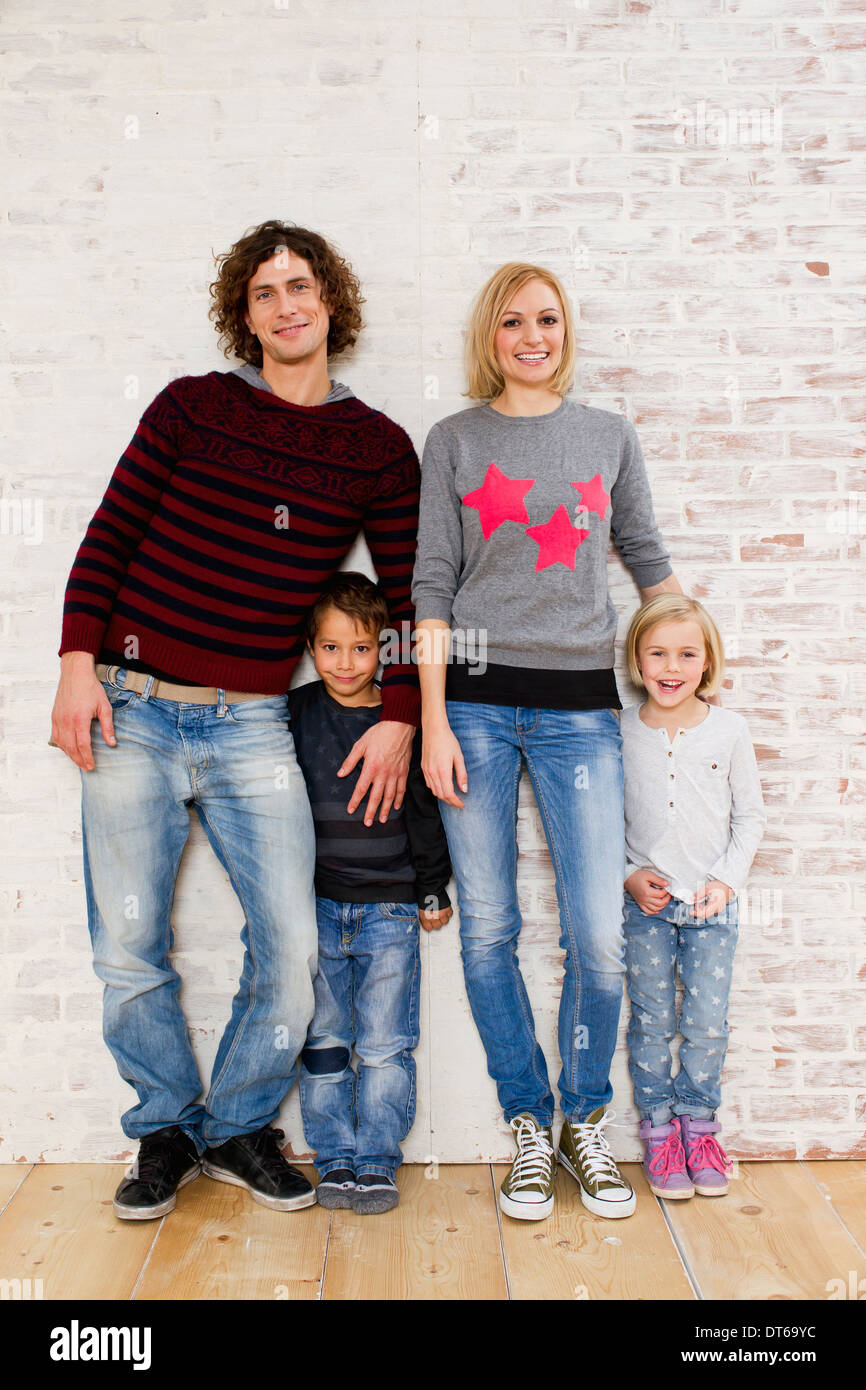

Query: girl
<box><xmin>621</xmin><ymin>595</ymin><xmax>766</xmax><ymax>1198</ymax></box>
<box><xmin>412</xmin><ymin>262</ymin><xmax>683</xmax><ymax>1221</ymax></box>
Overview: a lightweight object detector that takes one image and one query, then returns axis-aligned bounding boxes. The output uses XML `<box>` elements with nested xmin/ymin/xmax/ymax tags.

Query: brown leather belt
<box><xmin>96</xmin><ymin>663</ymin><xmax>274</xmax><ymax>705</ymax></box>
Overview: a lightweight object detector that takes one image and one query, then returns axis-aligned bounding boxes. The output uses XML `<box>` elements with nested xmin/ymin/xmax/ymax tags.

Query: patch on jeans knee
<box><xmin>302</xmin><ymin>1044</ymin><xmax>351</xmax><ymax>1074</ymax></box>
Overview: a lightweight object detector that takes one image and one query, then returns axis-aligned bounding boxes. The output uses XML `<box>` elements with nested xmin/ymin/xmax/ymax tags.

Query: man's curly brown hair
<box><xmin>209</xmin><ymin>220</ymin><xmax>364</xmax><ymax>366</ymax></box>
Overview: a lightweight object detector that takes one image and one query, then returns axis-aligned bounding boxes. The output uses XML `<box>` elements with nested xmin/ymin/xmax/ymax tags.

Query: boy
<box><xmin>289</xmin><ymin>573</ymin><xmax>452</xmax><ymax>1214</ymax></box>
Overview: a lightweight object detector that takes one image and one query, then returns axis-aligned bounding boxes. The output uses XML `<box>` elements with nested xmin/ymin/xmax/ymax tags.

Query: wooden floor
<box><xmin>0</xmin><ymin>1160</ymin><xmax>864</xmax><ymax>1301</ymax></box>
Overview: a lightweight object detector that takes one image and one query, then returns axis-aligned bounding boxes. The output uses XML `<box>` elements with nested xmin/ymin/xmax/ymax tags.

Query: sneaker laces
<box><xmin>685</xmin><ymin>1132</ymin><xmax>732</xmax><ymax>1175</ymax></box>
<box><xmin>567</xmin><ymin>1110</ymin><xmax>628</xmax><ymax>1188</ymax></box>
<box><xmin>134</xmin><ymin>1130</ymin><xmax>189</xmax><ymax>1181</ymax></box>
<box><xmin>646</xmin><ymin>1127</ymin><xmax>689</xmax><ymax>1180</ymax></box>
<box><xmin>243</xmin><ymin>1126</ymin><xmax>290</xmax><ymax>1177</ymax></box>
<box><xmin>509</xmin><ymin>1117</ymin><xmax>554</xmax><ymax>1191</ymax></box>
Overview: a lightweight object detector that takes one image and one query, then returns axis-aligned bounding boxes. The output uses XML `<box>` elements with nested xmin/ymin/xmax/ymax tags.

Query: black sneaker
<box><xmin>113</xmin><ymin>1125</ymin><xmax>201</xmax><ymax>1221</ymax></box>
<box><xmin>315</xmin><ymin>1168</ymin><xmax>356</xmax><ymax>1210</ymax></box>
<box><xmin>202</xmin><ymin>1126</ymin><xmax>316</xmax><ymax>1211</ymax></box>
<box><xmin>351</xmin><ymin>1173</ymin><xmax>399</xmax><ymax>1214</ymax></box>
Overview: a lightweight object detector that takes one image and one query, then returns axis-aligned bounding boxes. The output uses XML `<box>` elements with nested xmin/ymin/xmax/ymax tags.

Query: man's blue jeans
<box><xmin>439</xmin><ymin>702</ymin><xmax>627</xmax><ymax>1125</ymax></box>
<box><xmin>623</xmin><ymin>890</ymin><xmax>738</xmax><ymax>1126</ymax></box>
<box><xmin>80</xmin><ymin>670</ymin><xmax>318</xmax><ymax>1152</ymax></box>
<box><xmin>299</xmin><ymin>898</ymin><xmax>421</xmax><ymax>1180</ymax></box>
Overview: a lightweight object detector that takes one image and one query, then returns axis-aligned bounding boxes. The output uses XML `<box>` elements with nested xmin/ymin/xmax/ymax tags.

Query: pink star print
<box><xmin>571</xmin><ymin>473</ymin><xmax>610</xmax><ymax>521</ymax></box>
<box><xmin>463</xmin><ymin>462</ymin><xmax>535</xmax><ymax>539</ymax></box>
<box><xmin>525</xmin><ymin>506</ymin><xmax>590</xmax><ymax>572</ymax></box>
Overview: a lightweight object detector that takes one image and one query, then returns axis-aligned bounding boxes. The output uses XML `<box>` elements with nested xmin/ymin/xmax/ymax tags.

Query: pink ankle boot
<box><xmin>639</xmin><ymin>1117</ymin><xmax>694</xmax><ymax>1199</ymax></box>
<box><xmin>680</xmin><ymin>1115</ymin><xmax>733</xmax><ymax>1196</ymax></box>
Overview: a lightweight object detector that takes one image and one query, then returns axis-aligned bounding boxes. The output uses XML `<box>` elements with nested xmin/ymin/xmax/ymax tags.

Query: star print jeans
<box><xmin>79</xmin><ymin>670</ymin><xmax>318</xmax><ymax>1151</ymax></box>
<box><xmin>622</xmin><ymin>889</ymin><xmax>738</xmax><ymax>1126</ymax></box>
<box><xmin>439</xmin><ymin>701</ymin><xmax>627</xmax><ymax>1125</ymax></box>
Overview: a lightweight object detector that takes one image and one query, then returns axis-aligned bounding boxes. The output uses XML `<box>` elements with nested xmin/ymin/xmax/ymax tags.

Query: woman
<box><xmin>412</xmin><ymin>263</ymin><xmax>683</xmax><ymax>1221</ymax></box>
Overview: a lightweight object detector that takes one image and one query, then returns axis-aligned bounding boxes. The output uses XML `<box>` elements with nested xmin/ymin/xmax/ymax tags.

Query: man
<box><xmin>51</xmin><ymin>221</ymin><xmax>421</xmax><ymax>1219</ymax></box>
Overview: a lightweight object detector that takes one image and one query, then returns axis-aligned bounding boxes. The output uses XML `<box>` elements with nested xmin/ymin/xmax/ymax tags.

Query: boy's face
<box><xmin>637</xmin><ymin>618</ymin><xmax>709</xmax><ymax>711</ymax></box>
<box><xmin>309</xmin><ymin>606</ymin><xmax>380</xmax><ymax>706</ymax></box>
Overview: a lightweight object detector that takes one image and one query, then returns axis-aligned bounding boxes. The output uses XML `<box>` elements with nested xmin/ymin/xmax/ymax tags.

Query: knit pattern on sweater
<box><xmin>59</xmin><ymin>372</ymin><xmax>421</xmax><ymax>721</ymax></box>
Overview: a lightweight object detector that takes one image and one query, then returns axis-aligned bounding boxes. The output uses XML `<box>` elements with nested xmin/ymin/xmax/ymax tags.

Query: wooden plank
<box><xmin>498</xmin><ymin>1163</ymin><xmax>695</xmax><ymax>1301</ymax></box>
<box><xmin>322</xmin><ymin>1163</ymin><xmax>507</xmax><ymax>1300</ymax></box>
<box><xmin>0</xmin><ymin>1165</ymin><xmax>33</xmax><ymax>1211</ymax></box>
<box><xmin>665</xmin><ymin>1160</ymin><xmax>865</xmax><ymax>1300</ymax></box>
<box><xmin>135</xmin><ymin>1166</ymin><xmax>329</xmax><ymax>1301</ymax></box>
<box><xmin>805</xmin><ymin>1160</ymin><xmax>866</xmax><ymax>1252</ymax></box>
<box><xmin>0</xmin><ymin>1165</ymin><xmax>156</xmax><ymax>1299</ymax></box>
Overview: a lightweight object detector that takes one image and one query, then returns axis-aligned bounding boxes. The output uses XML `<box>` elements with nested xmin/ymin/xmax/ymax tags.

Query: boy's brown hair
<box><xmin>209</xmin><ymin>220</ymin><xmax>364</xmax><ymax>367</ymax></box>
<box><xmin>305</xmin><ymin>572</ymin><xmax>389</xmax><ymax>646</ymax></box>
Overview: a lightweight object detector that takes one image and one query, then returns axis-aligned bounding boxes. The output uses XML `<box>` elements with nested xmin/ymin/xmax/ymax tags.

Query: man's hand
<box><xmin>692</xmin><ymin>878</ymin><xmax>733</xmax><ymax>921</ymax></box>
<box><xmin>51</xmin><ymin>652</ymin><xmax>115</xmax><ymax>771</ymax></box>
<box><xmin>338</xmin><ymin>719</ymin><xmax>414</xmax><ymax>826</ymax></box>
<box><xmin>419</xmin><ymin>905</ymin><xmax>453</xmax><ymax>933</ymax></box>
<box><xmin>625</xmin><ymin>867</ymin><xmax>671</xmax><ymax>915</ymax></box>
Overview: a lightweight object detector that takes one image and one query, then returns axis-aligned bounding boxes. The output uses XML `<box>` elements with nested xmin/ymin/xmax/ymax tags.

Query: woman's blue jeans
<box><xmin>79</xmin><ymin>671</ymin><xmax>318</xmax><ymax>1152</ymax></box>
<box><xmin>439</xmin><ymin>701</ymin><xmax>627</xmax><ymax>1125</ymax></box>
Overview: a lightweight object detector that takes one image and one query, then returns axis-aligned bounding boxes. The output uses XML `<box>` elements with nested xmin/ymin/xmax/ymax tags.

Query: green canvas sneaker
<box><xmin>558</xmin><ymin>1107</ymin><xmax>636</xmax><ymax>1219</ymax></box>
<box><xmin>499</xmin><ymin>1113</ymin><xmax>556</xmax><ymax>1221</ymax></box>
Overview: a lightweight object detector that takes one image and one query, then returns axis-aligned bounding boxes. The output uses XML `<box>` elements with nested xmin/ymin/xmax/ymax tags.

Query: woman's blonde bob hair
<box><xmin>626</xmin><ymin>595</ymin><xmax>725</xmax><ymax>699</ymax></box>
<box><xmin>465</xmin><ymin>262</ymin><xmax>576</xmax><ymax>402</ymax></box>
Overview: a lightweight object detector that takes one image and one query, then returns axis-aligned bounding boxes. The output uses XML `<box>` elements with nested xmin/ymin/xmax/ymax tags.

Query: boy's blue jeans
<box><xmin>623</xmin><ymin>890</ymin><xmax>739</xmax><ymax>1126</ymax></box>
<box><xmin>439</xmin><ymin>701</ymin><xmax>627</xmax><ymax>1125</ymax></box>
<box><xmin>80</xmin><ymin>671</ymin><xmax>318</xmax><ymax>1152</ymax></box>
<box><xmin>299</xmin><ymin>898</ymin><xmax>421</xmax><ymax>1180</ymax></box>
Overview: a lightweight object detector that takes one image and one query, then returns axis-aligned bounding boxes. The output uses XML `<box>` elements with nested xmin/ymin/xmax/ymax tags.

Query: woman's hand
<box><xmin>421</xmin><ymin>723</ymin><xmax>468</xmax><ymax>809</ymax></box>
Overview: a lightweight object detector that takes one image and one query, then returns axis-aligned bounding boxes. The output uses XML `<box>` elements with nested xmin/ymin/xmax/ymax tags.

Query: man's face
<box><xmin>244</xmin><ymin>250</ymin><xmax>330</xmax><ymax>368</ymax></box>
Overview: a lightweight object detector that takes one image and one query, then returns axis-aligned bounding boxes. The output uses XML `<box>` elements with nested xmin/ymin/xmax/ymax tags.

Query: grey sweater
<box><xmin>412</xmin><ymin>400</ymin><xmax>672</xmax><ymax>671</ymax></box>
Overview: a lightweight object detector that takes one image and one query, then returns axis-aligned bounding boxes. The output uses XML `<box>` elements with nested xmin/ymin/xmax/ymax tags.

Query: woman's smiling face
<box><xmin>493</xmin><ymin>277</ymin><xmax>565</xmax><ymax>393</ymax></box>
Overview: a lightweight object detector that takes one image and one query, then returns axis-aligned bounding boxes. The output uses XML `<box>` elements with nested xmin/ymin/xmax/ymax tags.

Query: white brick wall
<box><xmin>1</xmin><ymin>0</ymin><xmax>864</xmax><ymax>1164</ymax></box>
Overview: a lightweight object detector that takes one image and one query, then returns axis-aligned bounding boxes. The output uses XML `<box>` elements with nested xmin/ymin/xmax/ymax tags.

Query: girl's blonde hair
<box><xmin>626</xmin><ymin>595</ymin><xmax>724</xmax><ymax>698</ymax></box>
<box><xmin>465</xmin><ymin>262</ymin><xmax>576</xmax><ymax>401</ymax></box>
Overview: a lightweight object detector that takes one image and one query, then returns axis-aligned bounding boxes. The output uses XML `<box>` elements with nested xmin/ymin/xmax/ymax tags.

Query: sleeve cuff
<box><xmin>412</xmin><ymin>598</ymin><xmax>454</xmax><ymax>625</ymax></box>
<box><xmin>58</xmin><ymin>618</ymin><xmax>106</xmax><ymax>658</ymax></box>
<box><xmin>417</xmin><ymin>887</ymin><xmax>451</xmax><ymax>911</ymax></box>
<box><xmin>380</xmin><ymin>686</ymin><xmax>421</xmax><ymax>728</ymax></box>
<box><xmin>628</xmin><ymin>561</ymin><xmax>673</xmax><ymax>590</ymax></box>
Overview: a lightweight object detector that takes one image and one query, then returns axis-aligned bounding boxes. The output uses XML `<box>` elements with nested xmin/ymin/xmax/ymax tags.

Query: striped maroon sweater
<box><xmin>59</xmin><ymin>371</ymin><xmax>422</xmax><ymax>724</ymax></box>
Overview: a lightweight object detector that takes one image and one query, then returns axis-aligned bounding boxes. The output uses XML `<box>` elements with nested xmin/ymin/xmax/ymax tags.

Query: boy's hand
<box><xmin>692</xmin><ymin>878</ymin><xmax>733</xmax><ymax>920</ymax></box>
<box><xmin>625</xmin><ymin>868</ymin><xmax>671</xmax><ymax>915</ymax></box>
<box><xmin>339</xmin><ymin>720</ymin><xmax>414</xmax><ymax>826</ymax></box>
<box><xmin>419</xmin><ymin>906</ymin><xmax>453</xmax><ymax>932</ymax></box>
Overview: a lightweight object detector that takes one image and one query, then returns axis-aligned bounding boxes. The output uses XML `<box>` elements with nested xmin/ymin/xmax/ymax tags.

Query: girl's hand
<box><xmin>625</xmin><ymin>868</ymin><xmax>671</xmax><ymax>915</ymax></box>
<box><xmin>692</xmin><ymin>878</ymin><xmax>733</xmax><ymax>920</ymax></box>
<box><xmin>421</xmin><ymin>724</ymin><xmax>468</xmax><ymax>809</ymax></box>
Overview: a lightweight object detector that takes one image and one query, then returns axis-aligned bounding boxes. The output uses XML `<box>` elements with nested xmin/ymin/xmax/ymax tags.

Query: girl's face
<box><xmin>637</xmin><ymin>619</ymin><xmax>709</xmax><ymax>710</ymax></box>
<box><xmin>493</xmin><ymin>278</ymin><xmax>565</xmax><ymax>393</ymax></box>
